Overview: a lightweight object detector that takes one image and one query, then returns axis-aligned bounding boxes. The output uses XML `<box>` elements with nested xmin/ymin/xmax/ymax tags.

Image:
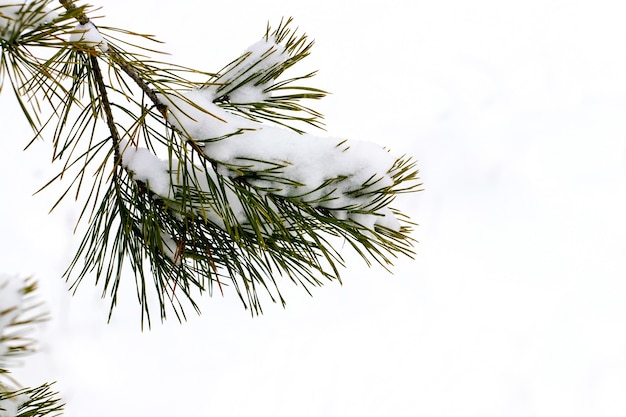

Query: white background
<box><xmin>3</xmin><ymin>0</ymin><xmax>626</xmax><ymax>416</ymax></box>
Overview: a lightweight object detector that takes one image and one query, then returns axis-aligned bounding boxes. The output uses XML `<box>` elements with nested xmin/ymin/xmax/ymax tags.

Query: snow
<box><xmin>69</xmin><ymin>22</ymin><xmax>108</xmax><ymax>52</ymax></box>
<box><xmin>0</xmin><ymin>396</ymin><xmax>21</xmax><ymax>417</ymax></box>
<box><xmin>121</xmin><ymin>139</ymin><xmax>248</xmax><ymax>229</ymax></box>
<box><xmin>150</xmin><ymin>30</ymin><xmax>407</xmax><ymax>232</ymax></box>
<box><xmin>0</xmin><ymin>0</ymin><xmax>58</xmax><ymax>40</ymax></box>
<box><xmin>157</xmin><ymin>89</ymin><xmax>251</xmax><ymax>139</ymax></box>
<box><xmin>206</xmin><ymin>127</ymin><xmax>399</xmax><ymax>221</ymax></box>
<box><xmin>131</xmin><ymin>88</ymin><xmax>404</xmax><ymax>230</ymax></box>
<box><xmin>228</xmin><ymin>84</ymin><xmax>270</xmax><ymax>103</ymax></box>
<box><xmin>0</xmin><ymin>1</ymin><xmax>104</xmax><ymax>49</ymax></box>
<box><xmin>120</xmin><ymin>141</ymin><xmax>172</xmax><ymax>197</ymax></box>
<box><xmin>3</xmin><ymin>1</ymin><xmax>626</xmax><ymax>417</ymax></box>
<box><xmin>159</xmin><ymin>231</ymin><xmax>180</xmax><ymax>265</ymax></box>
<box><xmin>216</xmin><ymin>38</ymin><xmax>289</xmax><ymax>102</ymax></box>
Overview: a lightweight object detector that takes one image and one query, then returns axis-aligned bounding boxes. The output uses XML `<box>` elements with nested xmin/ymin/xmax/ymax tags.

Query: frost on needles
<box><xmin>0</xmin><ymin>1</ymin><xmax>421</xmax><ymax>324</ymax></box>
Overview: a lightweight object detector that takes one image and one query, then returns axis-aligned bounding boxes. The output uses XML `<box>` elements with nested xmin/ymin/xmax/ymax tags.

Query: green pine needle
<box><xmin>2</xmin><ymin>3</ymin><xmax>422</xmax><ymax>326</ymax></box>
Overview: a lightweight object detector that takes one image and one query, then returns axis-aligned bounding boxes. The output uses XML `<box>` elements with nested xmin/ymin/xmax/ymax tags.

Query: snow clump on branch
<box><xmin>128</xmin><ymin>86</ymin><xmax>403</xmax><ymax>232</ymax></box>
<box><xmin>69</xmin><ymin>21</ymin><xmax>108</xmax><ymax>51</ymax></box>
<box><xmin>220</xmin><ymin>38</ymin><xmax>290</xmax><ymax>103</ymax></box>
<box><xmin>123</xmin><ymin>34</ymin><xmax>405</xmax><ymax>232</ymax></box>
<box><xmin>0</xmin><ymin>0</ymin><xmax>59</xmax><ymax>40</ymax></box>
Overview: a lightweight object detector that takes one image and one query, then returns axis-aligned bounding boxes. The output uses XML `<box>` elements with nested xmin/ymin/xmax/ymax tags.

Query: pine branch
<box><xmin>0</xmin><ymin>275</ymin><xmax>63</xmax><ymax>417</ymax></box>
<box><xmin>57</xmin><ymin>0</ymin><xmax>86</xmax><ymax>24</ymax></box>
<box><xmin>2</xmin><ymin>1</ymin><xmax>422</xmax><ymax>325</ymax></box>
<box><xmin>0</xmin><ymin>277</ymin><xmax>48</xmax><ymax>370</ymax></box>
<box><xmin>0</xmin><ymin>382</ymin><xmax>64</xmax><ymax>417</ymax></box>
<box><xmin>58</xmin><ymin>0</ymin><xmax>166</xmax><ymax>113</ymax></box>
<box><xmin>89</xmin><ymin>54</ymin><xmax>121</xmax><ymax>163</ymax></box>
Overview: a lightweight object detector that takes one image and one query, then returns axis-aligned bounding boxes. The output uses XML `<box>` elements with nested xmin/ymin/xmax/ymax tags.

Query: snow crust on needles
<box><xmin>69</xmin><ymin>22</ymin><xmax>108</xmax><ymax>51</ymax></box>
<box><xmin>224</xmin><ymin>38</ymin><xmax>290</xmax><ymax>103</ymax></box>
<box><xmin>123</xmin><ymin>37</ymin><xmax>402</xmax><ymax>232</ymax></box>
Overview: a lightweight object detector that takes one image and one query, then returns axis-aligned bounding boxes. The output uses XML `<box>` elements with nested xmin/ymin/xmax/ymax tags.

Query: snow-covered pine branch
<box><xmin>132</xmin><ymin>21</ymin><xmax>415</xmax><ymax>232</ymax></box>
<box><xmin>0</xmin><ymin>1</ymin><xmax>419</xmax><ymax>415</ymax></box>
<box><xmin>111</xmin><ymin>20</ymin><xmax>421</xmax><ymax>318</ymax></box>
<box><xmin>125</xmin><ymin>89</ymin><xmax>408</xmax><ymax>231</ymax></box>
<box><xmin>1</xmin><ymin>1</ymin><xmax>421</xmax><ymax>324</ymax></box>
<box><xmin>0</xmin><ymin>0</ymin><xmax>58</xmax><ymax>41</ymax></box>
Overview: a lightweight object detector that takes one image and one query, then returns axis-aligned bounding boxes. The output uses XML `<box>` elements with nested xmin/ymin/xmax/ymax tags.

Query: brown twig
<box><xmin>89</xmin><ymin>55</ymin><xmax>122</xmax><ymax>165</ymax></box>
<box><xmin>59</xmin><ymin>0</ymin><xmax>167</xmax><ymax>114</ymax></box>
<box><xmin>110</xmin><ymin>54</ymin><xmax>169</xmax><ymax>115</ymax></box>
<box><xmin>58</xmin><ymin>0</ymin><xmax>121</xmax><ymax>164</ymax></box>
<box><xmin>58</xmin><ymin>0</ymin><xmax>89</xmax><ymax>24</ymax></box>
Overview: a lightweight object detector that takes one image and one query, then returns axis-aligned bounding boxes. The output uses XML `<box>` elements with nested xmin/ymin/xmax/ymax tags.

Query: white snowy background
<box><xmin>2</xmin><ymin>0</ymin><xmax>626</xmax><ymax>416</ymax></box>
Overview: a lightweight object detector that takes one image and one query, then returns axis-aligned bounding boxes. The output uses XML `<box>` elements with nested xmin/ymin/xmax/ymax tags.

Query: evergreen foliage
<box><xmin>0</xmin><ymin>1</ymin><xmax>422</xmax><ymax>414</ymax></box>
<box><xmin>0</xmin><ymin>275</ymin><xmax>63</xmax><ymax>417</ymax></box>
<box><xmin>1</xmin><ymin>0</ymin><xmax>421</xmax><ymax>328</ymax></box>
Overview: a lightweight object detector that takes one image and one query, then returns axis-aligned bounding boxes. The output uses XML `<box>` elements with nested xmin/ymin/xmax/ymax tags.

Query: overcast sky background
<box><xmin>2</xmin><ymin>0</ymin><xmax>626</xmax><ymax>416</ymax></box>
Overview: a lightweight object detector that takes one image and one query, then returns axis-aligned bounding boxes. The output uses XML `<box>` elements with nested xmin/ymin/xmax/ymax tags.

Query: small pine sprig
<box><xmin>0</xmin><ymin>382</ymin><xmax>64</xmax><ymax>417</ymax></box>
<box><xmin>0</xmin><ymin>276</ymin><xmax>47</xmax><ymax>370</ymax></box>
<box><xmin>0</xmin><ymin>275</ymin><xmax>63</xmax><ymax>417</ymax></box>
<box><xmin>207</xmin><ymin>16</ymin><xmax>327</xmax><ymax>132</ymax></box>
